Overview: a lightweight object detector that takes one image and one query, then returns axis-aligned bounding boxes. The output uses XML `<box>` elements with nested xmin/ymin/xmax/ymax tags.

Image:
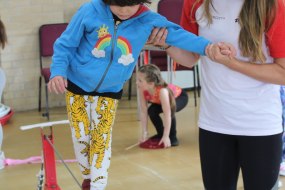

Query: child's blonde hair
<box><xmin>138</xmin><ymin>64</ymin><xmax>176</xmax><ymax>116</ymax></box>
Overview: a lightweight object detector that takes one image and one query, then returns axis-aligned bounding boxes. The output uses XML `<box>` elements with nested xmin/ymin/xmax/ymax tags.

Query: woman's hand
<box><xmin>147</xmin><ymin>27</ymin><xmax>169</xmax><ymax>48</ymax></box>
<box><xmin>147</xmin><ymin>27</ymin><xmax>201</xmax><ymax>67</ymax></box>
<box><xmin>159</xmin><ymin>136</ymin><xmax>171</xmax><ymax>148</ymax></box>
<box><xmin>206</xmin><ymin>42</ymin><xmax>237</xmax><ymax>65</ymax></box>
<box><xmin>48</xmin><ymin>76</ymin><xmax>67</xmax><ymax>94</ymax></box>
<box><xmin>218</xmin><ymin>42</ymin><xmax>237</xmax><ymax>57</ymax></box>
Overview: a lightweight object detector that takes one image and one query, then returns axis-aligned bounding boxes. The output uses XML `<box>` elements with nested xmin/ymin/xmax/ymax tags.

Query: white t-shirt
<box><xmin>181</xmin><ymin>0</ymin><xmax>285</xmax><ymax>136</ymax></box>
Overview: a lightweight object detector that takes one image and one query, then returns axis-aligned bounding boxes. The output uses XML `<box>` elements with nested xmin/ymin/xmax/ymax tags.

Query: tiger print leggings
<box><xmin>65</xmin><ymin>91</ymin><xmax>118</xmax><ymax>190</ymax></box>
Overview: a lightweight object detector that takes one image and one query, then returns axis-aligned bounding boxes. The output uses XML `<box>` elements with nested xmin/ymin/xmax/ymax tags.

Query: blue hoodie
<box><xmin>51</xmin><ymin>0</ymin><xmax>211</xmax><ymax>93</ymax></box>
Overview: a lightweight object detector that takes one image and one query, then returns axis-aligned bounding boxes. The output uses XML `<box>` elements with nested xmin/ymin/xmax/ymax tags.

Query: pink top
<box><xmin>143</xmin><ymin>84</ymin><xmax>182</xmax><ymax>104</ymax></box>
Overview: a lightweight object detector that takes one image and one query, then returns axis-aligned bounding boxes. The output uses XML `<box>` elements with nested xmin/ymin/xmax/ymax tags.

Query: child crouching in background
<box><xmin>137</xmin><ymin>64</ymin><xmax>188</xmax><ymax>149</ymax></box>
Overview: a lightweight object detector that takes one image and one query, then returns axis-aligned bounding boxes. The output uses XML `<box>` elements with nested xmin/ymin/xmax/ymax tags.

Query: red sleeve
<box><xmin>266</xmin><ymin>0</ymin><xmax>285</xmax><ymax>58</ymax></box>
<box><xmin>180</xmin><ymin>0</ymin><xmax>203</xmax><ymax>35</ymax></box>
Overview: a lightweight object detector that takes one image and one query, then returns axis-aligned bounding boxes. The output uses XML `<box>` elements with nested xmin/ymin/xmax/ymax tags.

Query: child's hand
<box><xmin>206</xmin><ymin>42</ymin><xmax>237</xmax><ymax>66</ymax></box>
<box><xmin>217</xmin><ymin>42</ymin><xmax>237</xmax><ymax>57</ymax></box>
<box><xmin>159</xmin><ymin>136</ymin><xmax>171</xmax><ymax>148</ymax></box>
<box><xmin>139</xmin><ymin>131</ymin><xmax>148</xmax><ymax>143</ymax></box>
<box><xmin>48</xmin><ymin>76</ymin><xmax>67</xmax><ymax>94</ymax></box>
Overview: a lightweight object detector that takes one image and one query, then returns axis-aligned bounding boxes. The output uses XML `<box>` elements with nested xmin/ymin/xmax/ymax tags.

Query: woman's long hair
<box><xmin>194</xmin><ymin>0</ymin><xmax>278</xmax><ymax>63</ymax></box>
<box><xmin>0</xmin><ymin>20</ymin><xmax>7</xmax><ymax>49</ymax></box>
<box><xmin>138</xmin><ymin>64</ymin><xmax>176</xmax><ymax>117</ymax></box>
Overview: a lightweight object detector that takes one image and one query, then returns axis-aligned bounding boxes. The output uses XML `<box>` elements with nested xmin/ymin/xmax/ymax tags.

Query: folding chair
<box><xmin>38</xmin><ymin>23</ymin><xmax>68</xmax><ymax>120</ymax></box>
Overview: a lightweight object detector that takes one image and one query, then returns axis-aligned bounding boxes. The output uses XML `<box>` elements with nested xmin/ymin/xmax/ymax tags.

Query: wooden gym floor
<box><xmin>0</xmin><ymin>92</ymin><xmax>284</xmax><ymax>189</ymax></box>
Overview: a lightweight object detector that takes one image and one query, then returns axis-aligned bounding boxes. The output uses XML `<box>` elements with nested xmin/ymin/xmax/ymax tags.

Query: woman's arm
<box><xmin>148</xmin><ymin>28</ymin><xmax>200</xmax><ymax>68</ymax></box>
<box><xmin>159</xmin><ymin>88</ymin><xmax>172</xmax><ymax>148</ymax></box>
<box><xmin>230</xmin><ymin>58</ymin><xmax>285</xmax><ymax>85</ymax></box>
<box><xmin>138</xmin><ymin>89</ymin><xmax>149</xmax><ymax>143</ymax></box>
<box><xmin>207</xmin><ymin>44</ymin><xmax>285</xmax><ymax>85</ymax></box>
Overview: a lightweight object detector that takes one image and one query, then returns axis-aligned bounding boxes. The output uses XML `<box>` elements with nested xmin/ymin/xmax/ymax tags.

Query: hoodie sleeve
<box><xmin>50</xmin><ymin>4</ymin><xmax>89</xmax><ymax>79</ymax></box>
<box><xmin>152</xmin><ymin>14</ymin><xmax>211</xmax><ymax>55</ymax></box>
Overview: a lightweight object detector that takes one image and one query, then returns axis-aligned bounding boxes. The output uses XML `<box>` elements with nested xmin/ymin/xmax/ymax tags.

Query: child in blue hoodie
<box><xmin>48</xmin><ymin>0</ymin><xmax>228</xmax><ymax>189</ymax></box>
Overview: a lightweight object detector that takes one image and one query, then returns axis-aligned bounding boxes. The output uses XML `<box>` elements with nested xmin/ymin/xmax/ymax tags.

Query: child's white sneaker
<box><xmin>280</xmin><ymin>161</ymin><xmax>285</xmax><ymax>176</ymax></box>
<box><xmin>0</xmin><ymin>104</ymin><xmax>10</xmax><ymax>118</ymax></box>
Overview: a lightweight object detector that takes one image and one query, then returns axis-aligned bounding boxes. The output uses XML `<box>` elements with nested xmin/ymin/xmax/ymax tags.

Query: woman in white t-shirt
<box><xmin>148</xmin><ymin>0</ymin><xmax>285</xmax><ymax>189</ymax></box>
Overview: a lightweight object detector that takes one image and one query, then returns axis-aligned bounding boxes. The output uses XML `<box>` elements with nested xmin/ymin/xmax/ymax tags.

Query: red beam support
<box><xmin>41</xmin><ymin>127</ymin><xmax>61</xmax><ymax>190</ymax></box>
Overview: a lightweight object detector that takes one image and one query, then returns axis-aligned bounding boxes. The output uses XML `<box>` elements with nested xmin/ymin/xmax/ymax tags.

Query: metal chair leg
<box><xmin>195</xmin><ymin>65</ymin><xmax>201</xmax><ymax>97</ymax></box>
<box><xmin>193</xmin><ymin>67</ymin><xmax>197</xmax><ymax>107</ymax></box>
<box><xmin>42</xmin><ymin>84</ymin><xmax>50</xmax><ymax>120</ymax></box>
<box><xmin>128</xmin><ymin>75</ymin><xmax>132</xmax><ymax>100</ymax></box>
<box><xmin>38</xmin><ymin>77</ymin><xmax>42</xmax><ymax>112</ymax></box>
